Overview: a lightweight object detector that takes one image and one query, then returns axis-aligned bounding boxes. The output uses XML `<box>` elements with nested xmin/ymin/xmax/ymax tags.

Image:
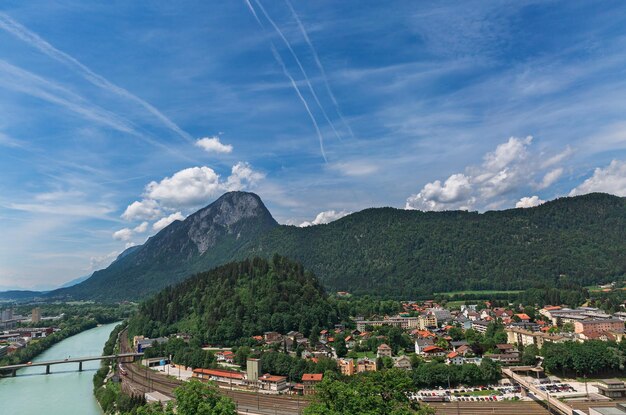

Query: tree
<box><xmin>174</xmin><ymin>380</ymin><xmax>236</xmax><ymax>415</ymax></box>
<box><xmin>521</xmin><ymin>345</ymin><xmax>539</xmax><ymax>366</ymax></box>
<box><xmin>334</xmin><ymin>337</ymin><xmax>348</xmax><ymax>358</ymax></box>
<box><xmin>304</xmin><ymin>370</ymin><xmax>434</xmax><ymax>415</ymax></box>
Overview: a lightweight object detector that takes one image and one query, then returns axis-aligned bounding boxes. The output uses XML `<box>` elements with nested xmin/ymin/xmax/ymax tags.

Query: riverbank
<box><xmin>0</xmin><ymin>317</ymin><xmax>98</xmax><ymax>372</ymax></box>
<box><xmin>0</xmin><ymin>322</ymin><xmax>120</xmax><ymax>414</ymax></box>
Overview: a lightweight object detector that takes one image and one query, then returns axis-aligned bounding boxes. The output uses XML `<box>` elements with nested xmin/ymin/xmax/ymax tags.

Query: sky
<box><xmin>2</xmin><ymin>1</ymin><xmax>626</xmax><ymax>289</ymax></box>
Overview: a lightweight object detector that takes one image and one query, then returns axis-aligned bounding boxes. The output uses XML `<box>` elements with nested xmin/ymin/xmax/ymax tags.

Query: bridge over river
<box><xmin>0</xmin><ymin>352</ymin><xmax>143</xmax><ymax>377</ymax></box>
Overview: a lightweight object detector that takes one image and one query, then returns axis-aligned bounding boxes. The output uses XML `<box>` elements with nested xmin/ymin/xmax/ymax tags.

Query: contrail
<box><xmin>285</xmin><ymin>0</ymin><xmax>354</xmax><ymax>139</ymax></box>
<box><xmin>0</xmin><ymin>12</ymin><xmax>195</xmax><ymax>144</ymax></box>
<box><xmin>270</xmin><ymin>45</ymin><xmax>327</xmax><ymax>162</ymax></box>
<box><xmin>252</xmin><ymin>0</ymin><xmax>343</xmax><ymax>142</ymax></box>
<box><xmin>244</xmin><ymin>0</ymin><xmax>327</xmax><ymax>161</ymax></box>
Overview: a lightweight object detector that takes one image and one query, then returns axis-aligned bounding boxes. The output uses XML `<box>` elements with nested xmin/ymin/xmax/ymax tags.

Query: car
<box><xmin>27</xmin><ymin>361</ymin><xmax>32</xmax><ymax>365</ymax></box>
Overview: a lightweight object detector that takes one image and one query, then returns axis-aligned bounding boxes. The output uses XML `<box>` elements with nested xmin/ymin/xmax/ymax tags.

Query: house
<box><xmin>377</xmin><ymin>343</ymin><xmax>392</xmax><ymax>358</ymax></box>
<box><xmin>574</xmin><ymin>319</ymin><xmax>624</xmax><ymax>335</ymax></box>
<box><xmin>456</xmin><ymin>344</ymin><xmax>472</xmax><ymax>356</ymax></box>
<box><xmin>450</xmin><ymin>340</ymin><xmax>469</xmax><ymax>351</ymax></box>
<box><xmin>495</xmin><ymin>344</ymin><xmax>518</xmax><ymax>355</ymax></box>
<box><xmin>338</xmin><ymin>358</ymin><xmax>355</xmax><ymax>376</ymax></box>
<box><xmin>393</xmin><ymin>355</ymin><xmax>412</xmax><ymax>370</ymax></box>
<box><xmin>414</xmin><ymin>337</ymin><xmax>435</xmax><ymax>355</ymax></box>
<box><xmin>515</xmin><ymin>313</ymin><xmax>531</xmax><ymax>322</ymax></box>
<box><xmin>259</xmin><ymin>373</ymin><xmax>288</xmax><ymax>392</ymax></box>
<box><xmin>421</xmin><ymin>345</ymin><xmax>446</xmax><ymax>358</ymax></box>
<box><xmin>319</xmin><ymin>329</ymin><xmax>329</xmax><ymax>341</ymax></box>
<box><xmin>484</xmin><ymin>353</ymin><xmax>520</xmax><ymax>364</ymax></box>
<box><xmin>216</xmin><ymin>350</ymin><xmax>235</xmax><ymax>363</ymax></box>
<box><xmin>356</xmin><ymin>358</ymin><xmax>377</xmax><ymax>373</ymax></box>
<box><xmin>446</xmin><ymin>351</ymin><xmax>464</xmax><ymax>365</ymax></box>
<box><xmin>302</xmin><ymin>373</ymin><xmax>323</xmax><ymax>395</ymax></box>
<box><xmin>264</xmin><ymin>332</ymin><xmax>282</xmax><ymax>343</ymax></box>
<box><xmin>344</xmin><ymin>336</ymin><xmax>356</xmax><ymax>349</ymax></box>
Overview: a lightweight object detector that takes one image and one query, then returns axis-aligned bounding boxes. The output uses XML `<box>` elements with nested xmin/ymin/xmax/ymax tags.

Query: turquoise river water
<box><xmin>0</xmin><ymin>321</ymin><xmax>120</xmax><ymax>414</ymax></box>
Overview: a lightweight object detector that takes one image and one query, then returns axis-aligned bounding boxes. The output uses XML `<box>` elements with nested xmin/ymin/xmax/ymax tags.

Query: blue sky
<box><xmin>2</xmin><ymin>1</ymin><xmax>626</xmax><ymax>289</ymax></box>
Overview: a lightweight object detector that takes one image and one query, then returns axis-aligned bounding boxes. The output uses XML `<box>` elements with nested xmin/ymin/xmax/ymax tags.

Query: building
<box><xmin>418</xmin><ymin>314</ymin><xmax>437</xmax><ymax>330</ymax></box>
<box><xmin>356</xmin><ymin>358</ymin><xmax>377</xmax><ymax>373</ymax></box>
<box><xmin>505</xmin><ymin>327</ymin><xmax>566</xmax><ymax>348</ymax></box>
<box><xmin>471</xmin><ymin>320</ymin><xmax>490</xmax><ymax>334</ymax></box>
<box><xmin>302</xmin><ymin>373</ymin><xmax>323</xmax><ymax>395</ymax></box>
<box><xmin>588</xmin><ymin>404</ymin><xmax>626</xmax><ymax>415</ymax></box>
<box><xmin>145</xmin><ymin>391</ymin><xmax>173</xmax><ymax>406</ymax></box>
<box><xmin>414</xmin><ymin>337</ymin><xmax>435</xmax><ymax>355</ymax></box>
<box><xmin>338</xmin><ymin>358</ymin><xmax>355</xmax><ymax>376</ymax></box>
<box><xmin>446</xmin><ymin>351</ymin><xmax>464</xmax><ymax>365</ymax></box>
<box><xmin>259</xmin><ymin>374</ymin><xmax>288</xmax><ymax>392</ymax></box>
<box><xmin>31</xmin><ymin>307</ymin><xmax>41</xmax><ymax>324</ymax></box>
<box><xmin>421</xmin><ymin>345</ymin><xmax>446</xmax><ymax>358</ymax></box>
<box><xmin>597</xmin><ymin>380</ymin><xmax>626</xmax><ymax>399</ymax></box>
<box><xmin>483</xmin><ymin>353</ymin><xmax>520</xmax><ymax>364</ymax></box>
<box><xmin>377</xmin><ymin>343</ymin><xmax>392</xmax><ymax>358</ymax></box>
<box><xmin>0</xmin><ymin>345</ymin><xmax>7</xmax><ymax>359</ymax></box>
<box><xmin>247</xmin><ymin>358</ymin><xmax>260</xmax><ymax>382</ymax></box>
<box><xmin>574</xmin><ymin>319</ymin><xmax>624</xmax><ymax>335</ymax></box>
<box><xmin>192</xmin><ymin>368</ymin><xmax>246</xmax><ymax>386</ymax></box>
<box><xmin>393</xmin><ymin>355</ymin><xmax>412</xmax><ymax>370</ymax></box>
<box><xmin>1</xmin><ymin>309</ymin><xmax>13</xmax><ymax>322</ymax></box>
<box><xmin>355</xmin><ymin>316</ymin><xmax>419</xmax><ymax>332</ymax></box>
<box><xmin>263</xmin><ymin>331</ymin><xmax>282</xmax><ymax>343</ymax></box>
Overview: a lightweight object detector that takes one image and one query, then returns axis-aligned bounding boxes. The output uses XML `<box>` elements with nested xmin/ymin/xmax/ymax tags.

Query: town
<box><xmin>116</xmin><ymin>294</ymin><xmax>626</xmax><ymax>414</ymax></box>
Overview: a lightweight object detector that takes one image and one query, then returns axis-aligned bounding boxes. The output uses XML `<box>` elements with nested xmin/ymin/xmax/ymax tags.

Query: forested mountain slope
<box><xmin>52</xmin><ymin>192</ymin><xmax>626</xmax><ymax>301</ymax></box>
<box><xmin>127</xmin><ymin>256</ymin><xmax>337</xmax><ymax>344</ymax></box>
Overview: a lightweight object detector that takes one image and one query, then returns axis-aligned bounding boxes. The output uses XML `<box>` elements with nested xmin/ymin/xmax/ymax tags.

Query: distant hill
<box><xmin>49</xmin><ymin>191</ymin><xmax>626</xmax><ymax>301</ymax></box>
<box><xmin>127</xmin><ymin>256</ymin><xmax>336</xmax><ymax>344</ymax></box>
<box><xmin>0</xmin><ymin>290</ymin><xmax>46</xmax><ymax>301</ymax></box>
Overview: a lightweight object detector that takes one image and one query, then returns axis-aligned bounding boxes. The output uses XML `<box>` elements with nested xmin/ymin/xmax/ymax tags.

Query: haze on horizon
<box><xmin>1</xmin><ymin>1</ymin><xmax>626</xmax><ymax>289</ymax></box>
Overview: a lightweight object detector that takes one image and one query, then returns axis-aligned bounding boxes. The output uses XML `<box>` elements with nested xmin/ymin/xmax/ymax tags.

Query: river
<box><xmin>0</xmin><ymin>321</ymin><xmax>120</xmax><ymax>414</ymax></box>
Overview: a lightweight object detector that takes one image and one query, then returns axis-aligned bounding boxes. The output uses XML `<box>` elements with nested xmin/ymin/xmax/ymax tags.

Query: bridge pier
<box><xmin>79</xmin><ymin>361</ymin><xmax>83</xmax><ymax>371</ymax></box>
<box><xmin>46</xmin><ymin>365</ymin><xmax>50</xmax><ymax>375</ymax></box>
<box><xmin>11</xmin><ymin>369</ymin><xmax>16</xmax><ymax>377</ymax></box>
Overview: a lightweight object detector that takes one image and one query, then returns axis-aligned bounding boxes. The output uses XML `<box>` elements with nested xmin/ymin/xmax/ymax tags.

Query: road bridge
<box><xmin>503</xmin><ymin>367</ymin><xmax>573</xmax><ymax>415</ymax></box>
<box><xmin>0</xmin><ymin>352</ymin><xmax>143</xmax><ymax>377</ymax></box>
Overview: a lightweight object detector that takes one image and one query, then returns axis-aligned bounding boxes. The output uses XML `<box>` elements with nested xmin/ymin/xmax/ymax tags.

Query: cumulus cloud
<box><xmin>406</xmin><ymin>136</ymin><xmax>569</xmax><ymax>211</ymax></box>
<box><xmin>133</xmin><ymin>221</ymin><xmax>148</xmax><ymax>233</ymax></box>
<box><xmin>225</xmin><ymin>162</ymin><xmax>265</xmax><ymax>191</ymax></box>
<box><xmin>538</xmin><ymin>168</ymin><xmax>564</xmax><ymax>190</ymax></box>
<box><xmin>112</xmin><ymin>228</ymin><xmax>133</xmax><ymax>241</ymax></box>
<box><xmin>121</xmin><ymin>199</ymin><xmax>162</xmax><ymax>221</ymax></box>
<box><xmin>569</xmin><ymin>160</ymin><xmax>626</xmax><ymax>196</ymax></box>
<box><xmin>152</xmin><ymin>211</ymin><xmax>185</xmax><ymax>232</ymax></box>
<box><xmin>299</xmin><ymin>210</ymin><xmax>351</xmax><ymax>227</ymax></box>
<box><xmin>195</xmin><ymin>136</ymin><xmax>233</xmax><ymax>154</ymax></box>
<box><xmin>145</xmin><ymin>166</ymin><xmax>221</xmax><ymax>208</ymax></box>
<box><xmin>515</xmin><ymin>196</ymin><xmax>545</xmax><ymax>208</ymax></box>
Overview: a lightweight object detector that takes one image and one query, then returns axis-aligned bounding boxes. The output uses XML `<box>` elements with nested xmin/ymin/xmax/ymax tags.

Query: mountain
<box><xmin>58</xmin><ymin>274</ymin><xmax>92</xmax><ymax>289</ymax></box>
<box><xmin>0</xmin><ymin>290</ymin><xmax>46</xmax><ymax>301</ymax></box>
<box><xmin>127</xmin><ymin>256</ymin><xmax>336</xmax><ymax>344</ymax></box>
<box><xmin>51</xmin><ymin>191</ymin><xmax>626</xmax><ymax>301</ymax></box>
<box><xmin>50</xmin><ymin>191</ymin><xmax>278</xmax><ymax>301</ymax></box>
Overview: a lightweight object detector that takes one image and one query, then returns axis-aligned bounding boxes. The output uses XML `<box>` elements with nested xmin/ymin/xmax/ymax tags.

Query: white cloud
<box><xmin>133</xmin><ymin>221</ymin><xmax>148</xmax><ymax>233</ymax></box>
<box><xmin>406</xmin><ymin>173</ymin><xmax>473</xmax><ymax>211</ymax></box>
<box><xmin>406</xmin><ymin>136</ymin><xmax>570</xmax><ymax>211</ymax></box>
<box><xmin>121</xmin><ymin>199</ymin><xmax>162</xmax><ymax>221</ymax></box>
<box><xmin>112</xmin><ymin>228</ymin><xmax>133</xmax><ymax>241</ymax></box>
<box><xmin>88</xmin><ymin>250</ymin><xmax>118</xmax><ymax>272</ymax></box>
<box><xmin>195</xmin><ymin>136</ymin><xmax>233</xmax><ymax>154</ymax></box>
<box><xmin>225</xmin><ymin>162</ymin><xmax>265</xmax><ymax>191</ymax></box>
<box><xmin>329</xmin><ymin>161</ymin><xmax>379</xmax><ymax>176</ymax></box>
<box><xmin>569</xmin><ymin>160</ymin><xmax>626</xmax><ymax>197</ymax></box>
<box><xmin>152</xmin><ymin>211</ymin><xmax>185</xmax><ymax>232</ymax></box>
<box><xmin>515</xmin><ymin>196</ymin><xmax>545</xmax><ymax>208</ymax></box>
<box><xmin>538</xmin><ymin>168</ymin><xmax>563</xmax><ymax>189</ymax></box>
<box><xmin>145</xmin><ymin>166</ymin><xmax>221</xmax><ymax>208</ymax></box>
<box><xmin>299</xmin><ymin>210</ymin><xmax>351</xmax><ymax>227</ymax></box>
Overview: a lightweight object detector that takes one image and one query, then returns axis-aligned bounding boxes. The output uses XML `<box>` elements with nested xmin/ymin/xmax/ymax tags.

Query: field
<box><xmin>435</xmin><ymin>290</ymin><xmax>523</xmax><ymax>296</ymax></box>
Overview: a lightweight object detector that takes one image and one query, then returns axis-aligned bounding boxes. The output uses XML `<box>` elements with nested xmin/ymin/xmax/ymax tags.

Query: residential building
<box><xmin>302</xmin><ymin>373</ymin><xmax>323</xmax><ymax>395</ymax></box>
<box><xmin>338</xmin><ymin>358</ymin><xmax>355</xmax><ymax>376</ymax></box>
<box><xmin>446</xmin><ymin>351</ymin><xmax>464</xmax><ymax>365</ymax></box>
<box><xmin>483</xmin><ymin>353</ymin><xmax>520</xmax><ymax>364</ymax></box>
<box><xmin>263</xmin><ymin>331</ymin><xmax>282</xmax><ymax>343</ymax></box>
<box><xmin>574</xmin><ymin>319</ymin><xmax>624</xmax><ymax>335</ymax></box>
<box><xmin>471</xmin><ymin>320</ymin><xmax>490</xmax><ymax>334</ymax></box>
<box><xmin>355</xmin><ymin>316</ymin><xmax>419</xmax><ymax>332</ymax></box>
<box><xmin>505</xmin><ymin>327</ymin><xmax>566</xmax><ymax>348</ymax></box>
<box><xmin>414</xmin><ymin>337</ymin><xmax>435</xmax><ymax>355</ymax></box>
<box><xmin>418</xmin><ymin>314</ymin><xmax>437</xmax><ymax>330</ymax></box>
<box><xmin>377</xmin><ymin>343</ymin><xmax>392</xmax><ymax>358</ymax></box>
<box><xmin>421</xmin><ymin>345</ymin><xmax>446</xmax><ymax>358</ymax></box>
<box><xmin>393</xmin><ymin>355</ymin><xmax>412</xmax><ymax>370</ymax></box>
<box><xmin>356</xmin><ymin>358</ymin><xmax>377</xmax><ymax>373</ymax></box>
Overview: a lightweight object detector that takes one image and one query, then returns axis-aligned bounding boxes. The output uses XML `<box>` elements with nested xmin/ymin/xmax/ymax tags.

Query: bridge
<box><xmin>503</xmin><ymin>367</ymin><xmax>573</xmax><ymax>415</ymax></box>
<box><xmin>0</xmin><ymin>352</ymin><xmax>143</xmax><ymax>377</ymax></box>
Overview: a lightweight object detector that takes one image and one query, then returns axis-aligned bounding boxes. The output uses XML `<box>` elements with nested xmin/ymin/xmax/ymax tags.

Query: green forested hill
<box><xmin>256</xmin><ymin>193</ymin><xmax>626</xmax><ymax>297</ymax></box>
<box><xmin>127</xmin><ymin>256</ymin><xmax>338</xmax><ymax>344</ymax></box>
<box><xmin>53</xmin><ymin>192</ymin><xmax>626</xmax><ymax>301</ymax></box>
